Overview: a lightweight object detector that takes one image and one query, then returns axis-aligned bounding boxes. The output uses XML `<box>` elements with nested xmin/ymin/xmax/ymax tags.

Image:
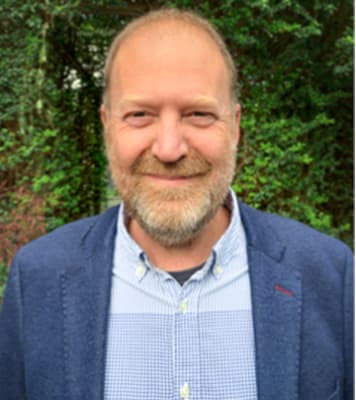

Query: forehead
<box><xmin>114</xmin><ymin>20</ymin><xmax>227</xmax><ymax>72</ymax></box>
<box><xmin>118</xmin><ymin>19</ymin><xmax>223</xmax><ymax>56</ymax></box>
<box><xmin>110</xmin><ymin>20</ymin><xmax>230</xmax><ymax>101</ymax></box>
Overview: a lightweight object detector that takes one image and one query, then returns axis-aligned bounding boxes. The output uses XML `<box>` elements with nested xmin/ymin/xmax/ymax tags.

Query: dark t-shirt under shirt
<box><xmin>168</xmin><ymin>263</ymin><xmax>205</xmax><ymax>286</ymax></box>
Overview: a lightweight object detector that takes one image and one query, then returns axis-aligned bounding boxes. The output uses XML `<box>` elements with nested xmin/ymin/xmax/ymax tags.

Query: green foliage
<box><xmin>0</xmin><ymin>0</ymin><xmax>107</xmax><ymax>232</ymax></box>
<box><xmin>0</xmin><ymin>263</ymin><xmax>7</xmax><ymax>306</ymax></box>
<box><xmin>0</xmin><ymin>0</ymin><xmax>353</xmax><ymax>278</ymax></box>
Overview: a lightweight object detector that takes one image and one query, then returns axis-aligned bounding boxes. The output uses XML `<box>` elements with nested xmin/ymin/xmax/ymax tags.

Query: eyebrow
<box><xmin>186</xmin><ymin>95</ymin><xmax>220</xmax><ymax>108</ymax></box>
<box><xmin>116</xmin><ymin>95</ymin><xmax>220</xmax><ymax>110</ymax></box>
<box><xmin>116</xmin><ymin>96</ymin><xmax>151</xmax><ymax>109</ymax></box>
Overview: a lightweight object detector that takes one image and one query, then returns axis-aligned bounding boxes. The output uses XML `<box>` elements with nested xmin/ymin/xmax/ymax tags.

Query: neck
<box><xmin>128</xmin><ymin>206</ymin><xmax>230</xmax><ymax>271</ymax></box>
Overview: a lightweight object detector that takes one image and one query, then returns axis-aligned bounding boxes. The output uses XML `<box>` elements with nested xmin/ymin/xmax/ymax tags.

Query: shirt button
<box><xmin>214</xmin><ymin>265</ymin><xmax>223</xmax><ymax>276</ymax></box>
<box><xmin>179</xmin><ymin>300</ymin><xmax>188</xmax><ymax>314</ymax></box>
<box><xmin>135</xmin><ymin>264</ymin><xmax>145</xmax><ymax>278</ymax></box>
<box><xmin>180</xmin><ymin>383</ymin><xmax>190</xmax><ymax>399</ymax></box>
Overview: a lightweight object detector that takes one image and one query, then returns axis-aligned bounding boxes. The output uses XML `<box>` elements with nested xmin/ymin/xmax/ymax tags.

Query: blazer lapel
<box><xmin>61</xmin><ymin>207</ymin><xmax>118</xmax><ymax>400</ymax></box>
<box><xmin>249</xmin><ymin>246</ymin><xmax>301</xmax><ymax>400</ymax></box>
<box><xmin>240</xmin><ymin>202</ymin><xmax>302</xmax><ymax>400</ymax></box>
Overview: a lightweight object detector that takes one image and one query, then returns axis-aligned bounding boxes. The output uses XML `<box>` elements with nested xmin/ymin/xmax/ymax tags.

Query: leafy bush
<box><xmin>0</xmin><ymin>263</ymin><xmax>7</xmax><ymax>305</ymax></box>
<box><xmin>0</xmin><ymin>0</ymin><xmax>353</xmax><ymax>298</ymax></box>
<box><xmin>0</xmin><ymin>187</ymin><xmax>46</xmax><ymax>304</ymax></box>
<box><xmin>0</xmin><ymin>187</ymin><xmax>46</xmax><ymax>267</ymax></box>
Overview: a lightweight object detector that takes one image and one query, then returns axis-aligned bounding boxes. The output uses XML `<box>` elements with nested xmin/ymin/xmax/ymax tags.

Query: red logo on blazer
<box><xmin>274</xmin><ymin>284</ymin><xmax>293</xmax><ymax>297</ymax></box>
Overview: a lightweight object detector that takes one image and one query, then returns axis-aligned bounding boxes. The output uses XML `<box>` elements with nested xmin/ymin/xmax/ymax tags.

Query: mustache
<box><xmin>131</xmin><ymin>149</ymin><xmax>212</xmax><ymax>177</ymax></box>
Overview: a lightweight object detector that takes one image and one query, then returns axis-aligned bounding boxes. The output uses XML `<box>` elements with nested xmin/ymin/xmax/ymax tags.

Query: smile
<box><xmin>143</xmin><ymin>173</ymin><xmax>203</xmax><ymax>187</ymax></box>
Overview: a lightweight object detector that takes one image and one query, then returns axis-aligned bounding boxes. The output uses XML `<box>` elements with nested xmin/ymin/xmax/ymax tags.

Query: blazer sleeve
<box><xmin>344</xmin><ymin>247</ymin><xmax>354</xmax><ymax>400</ymax></box>
<box><xmin>0</xmin><ymin>254</ymin><xmax>26</xmax><ymax>399</ymax></box>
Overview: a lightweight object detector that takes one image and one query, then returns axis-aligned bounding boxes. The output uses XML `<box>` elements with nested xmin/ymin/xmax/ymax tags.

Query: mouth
<box><xmin>142</xmin><ymin>173</ymin><xmax>205</xmax><ymax>187</ymax></box>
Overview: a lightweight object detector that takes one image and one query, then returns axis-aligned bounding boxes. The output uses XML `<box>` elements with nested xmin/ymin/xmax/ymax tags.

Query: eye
<box><xmin>131</xmin><ymin>111</ymin><xmax>146</xmax><ymax>117</ymax></box>
<box><xmin>124</xmin><ymin>111</ymin><xmax>153</xmax><ymax>127</ymax></box>
<box><xmin>184</xmin><ymin>111</ymin><xmax>216</xmax><ymax>127</ymax></box>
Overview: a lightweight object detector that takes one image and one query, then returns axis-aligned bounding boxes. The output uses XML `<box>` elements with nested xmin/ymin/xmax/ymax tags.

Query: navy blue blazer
<box><xmin>0</xmin><ymin>201</ymin><xmax>353</xmax><ymax>399</ymax></box>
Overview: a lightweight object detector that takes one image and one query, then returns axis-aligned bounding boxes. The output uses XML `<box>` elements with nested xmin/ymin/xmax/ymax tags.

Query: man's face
<box><xmin>101</xmin><ymin>21</ymin><xmax>240</xmax><ymax>247</ymax></box>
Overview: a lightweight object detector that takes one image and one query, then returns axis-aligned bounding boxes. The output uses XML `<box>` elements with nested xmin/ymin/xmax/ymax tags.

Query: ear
<box><xmin>234</xmin><ymin>103</ymin><xmax>241</xmax><ymax>145</ymax></box>
<box><xmin>100</xmin><ymin>104</ymin><xmax>108</xmax><ymax>132</ymax></box>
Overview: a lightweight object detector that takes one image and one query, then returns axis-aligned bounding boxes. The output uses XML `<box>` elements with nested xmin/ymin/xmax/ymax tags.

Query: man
<box><xmin>0</xmin><ymin>8</ymin><xmax>353</xmax><ymax>400</ymax></box>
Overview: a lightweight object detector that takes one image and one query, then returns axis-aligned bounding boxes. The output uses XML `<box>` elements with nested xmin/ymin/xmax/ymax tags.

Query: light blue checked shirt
<box><xmin>104</xmin><ymin>190</ymin><xmax>257</xmax><ymax>400</ymax></box>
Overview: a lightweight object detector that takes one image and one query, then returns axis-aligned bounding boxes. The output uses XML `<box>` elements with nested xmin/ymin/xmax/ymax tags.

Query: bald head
<box><xmin>102</xmin><ymin>9</ymin><xmax>237</xmax><ymax>107</ymax></box>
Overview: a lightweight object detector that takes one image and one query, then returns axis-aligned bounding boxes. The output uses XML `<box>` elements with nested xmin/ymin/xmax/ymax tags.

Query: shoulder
<box><xmin>12</xmin><ymin>205</ymin><xmax>120</xmax><ymax>275</ymax></box>
<box><xmin>238</xmin><ymin>201</ymin><xmax>353</xmax><ymax>273</ymax></box>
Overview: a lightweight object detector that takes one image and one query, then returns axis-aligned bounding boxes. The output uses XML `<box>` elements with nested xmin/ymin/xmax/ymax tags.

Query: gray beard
<box><xmin>125</xmin><ymin>186</ymin><xmax>226</xmax><ymax>248</ymax></box>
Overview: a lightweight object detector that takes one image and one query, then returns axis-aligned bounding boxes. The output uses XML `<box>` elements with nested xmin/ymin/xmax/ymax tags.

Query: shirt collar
<box><xmin>113</xmin><ymin>188</ymin><xmax>247</xmax><ymax>281</ymax></box>
<box><xmin>212</xmin><ymin>188</ymin><xmax>247</xmax><ymax>266</ymax></box>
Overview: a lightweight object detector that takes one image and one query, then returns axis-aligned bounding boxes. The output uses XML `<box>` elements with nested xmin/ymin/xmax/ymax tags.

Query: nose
<box><xmin>151</xmin><ymin>116</ymin><xmax>188</xmax><ymax>162</ymax></box>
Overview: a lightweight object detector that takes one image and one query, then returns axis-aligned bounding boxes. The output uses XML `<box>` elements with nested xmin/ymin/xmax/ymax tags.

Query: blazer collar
<box><xmin>240</xmin><ymin>201</ymin><xmax>302</xmax><ymax>400</ymax></box>
<box><xmin>61</xmin><ymin>206</ymin><xmax>119</xmax><ymax>400</ymax></box>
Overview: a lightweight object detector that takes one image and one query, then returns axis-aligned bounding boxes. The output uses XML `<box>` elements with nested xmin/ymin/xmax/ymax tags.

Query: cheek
<box><xmin>105</xmin><ymin>129</ymin><xmax>151</xmax><ymax>170</ymax></box>
<box><xmin>191</xmin><ymin>134</ymin><xmax>236</xmax><ymax>167</ymax></box>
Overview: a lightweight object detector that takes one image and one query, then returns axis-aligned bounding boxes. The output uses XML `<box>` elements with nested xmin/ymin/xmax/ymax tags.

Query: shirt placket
<box><xmin>173</xmin><ymin>281</ymin><xmax>201</xmax><ymax>400</ymax></box>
